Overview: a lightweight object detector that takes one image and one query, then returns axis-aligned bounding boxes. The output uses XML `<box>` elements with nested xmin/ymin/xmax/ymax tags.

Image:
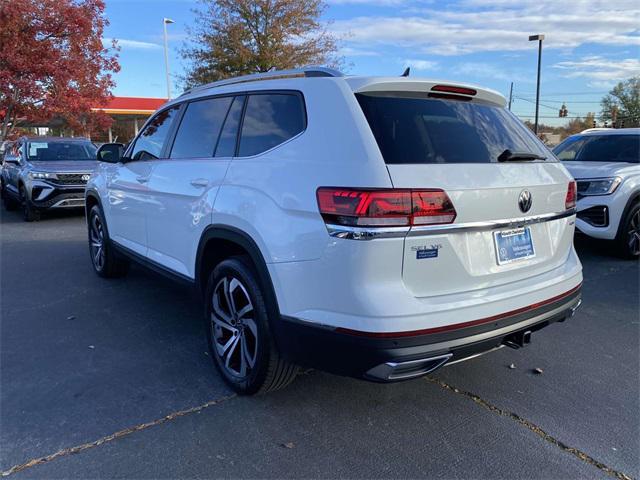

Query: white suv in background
<box><xmin>554</xmin><ymin>128</ymin><xmax>640</xmax><ymax>258</ymax></box>
<box><xmin>86</xmin><ymin>67</ymin><xmax>583</xmax><ymax>395</ymax></box>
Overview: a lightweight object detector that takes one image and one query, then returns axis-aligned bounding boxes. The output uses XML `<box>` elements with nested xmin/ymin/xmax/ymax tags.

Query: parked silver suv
<box><xmin>1</xmin><ymin>137</ymin><xmax>98</xmax><ymax>221</ymax></box>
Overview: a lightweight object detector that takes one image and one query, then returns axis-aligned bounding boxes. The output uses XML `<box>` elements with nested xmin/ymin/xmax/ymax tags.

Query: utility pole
<box><xmin>163</xmin><ymin>18</ymin><xmax>175</xmax><ymax>99</ymax></box>
<box><xmin>529</xmin><ymin>34</ymin><xmax>545</xmax><ymax>135</ymax></box>
<box><xmin>508</xmin><ymin>82</ymin><xmax>513</xmax><ymax>110</ymax></box>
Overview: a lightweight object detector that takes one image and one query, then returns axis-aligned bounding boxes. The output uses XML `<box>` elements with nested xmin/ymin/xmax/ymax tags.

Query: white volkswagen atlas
<box><xmin>86</xmin><ymin>67</ymin><xmax>583</xmax><ymax>394</ymax></box>
<box><xmin>554</xmin><ymin>128</ymin><xmax>640</xmax><ymax>258</ymax></box>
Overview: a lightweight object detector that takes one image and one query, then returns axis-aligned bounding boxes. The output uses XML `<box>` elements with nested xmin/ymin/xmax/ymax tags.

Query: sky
<box><xmin>103</xmin><ymin>0</ymin><xmax>640</xmax><ymax>126</ymax></box>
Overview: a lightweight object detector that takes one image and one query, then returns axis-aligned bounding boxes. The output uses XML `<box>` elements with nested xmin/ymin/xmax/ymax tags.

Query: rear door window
<box><xmin>131</xmin><ymin>106</ymin><xmax>180</xmax><ymax>161</ymax></box>
<box><xmin>238</xmin><ymin>93</ymin><xmax>305</xmax><ymax>157</ymax></box>
<box><xmin>356</xmin><ymin>93</ymin><xmax>549</xmax><ymax>164</ymax></box>
<box><xmin>170</xmin><ymin>97</ymin><xmax>233</xmax><ymax>159</ymax></box>
<box><xmin>214</xmin><ymin>96</ymin><xmax>245</xmax><ymax>158</ymax></box>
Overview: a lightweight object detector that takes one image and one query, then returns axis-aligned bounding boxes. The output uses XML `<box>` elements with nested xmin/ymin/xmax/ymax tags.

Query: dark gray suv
<box><xmin>1</xmin><ymin>137</ymin><xmax>98</xmax><ymax>221</ymax></box>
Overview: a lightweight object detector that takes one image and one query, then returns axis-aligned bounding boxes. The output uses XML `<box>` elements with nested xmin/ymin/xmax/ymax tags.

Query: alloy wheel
<box><xmin>628</xmin><ymin>209</ymin><xmax>640</xmax><ymax>256</ymax></box>
<box><xmin>89</xmin><ymin>214</ymin><xmax>106</xmax><ymax>271</ymax></box>
<box><xmin>211</xmin><ymin>276</ymin><xmax>258</xmax><ymax>378</ymax></box>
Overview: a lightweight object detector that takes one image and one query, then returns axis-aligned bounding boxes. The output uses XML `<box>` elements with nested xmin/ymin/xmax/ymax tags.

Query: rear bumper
<box><xmin>274</xmin><ymin>284</ymin><xmax>582</xmax><ymax>382</ymax></box>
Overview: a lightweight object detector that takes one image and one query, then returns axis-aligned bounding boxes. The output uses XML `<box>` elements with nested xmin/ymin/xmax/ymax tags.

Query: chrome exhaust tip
<box><xmin>366</xmin><ymin>353</ymin><xmax>453</xmax><ymax>381</ymax></box>
<box><xmin>568</xmin><ymin>298</ymin><xmax>582</xmax><ymax>318</ymax></box>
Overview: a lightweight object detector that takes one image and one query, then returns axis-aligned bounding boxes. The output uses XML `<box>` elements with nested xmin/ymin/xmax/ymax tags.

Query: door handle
<box><xmin>136</xmin><ymin>176</ymin><xmax>149</xmax><ymax>184</ymax></box>
<box><xmin>190</xmin><ymin>178</ymin><xmax>209</xmax><ymax>188</ymax></box>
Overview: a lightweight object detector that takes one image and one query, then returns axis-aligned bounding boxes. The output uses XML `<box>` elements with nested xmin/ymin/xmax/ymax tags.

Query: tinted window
<box><xmin>356</xmin><ymin>94</ymin><xmax>549</xmax><ymax>164</ymax></box>
<box><xmin>25</xmin><ymin>141</ymin><xmax>97</xmax><ymax>161</ymax></box>
<box><xmin>238</xmin><ymin>94</ymin><xmax>305</xmax><ymax>157</ymax></box>
<box><xmin>555</xmin><ymin>134</ymin><xmax>639</xmax><ymax>163</ymax></box>
<box><xmin>131</xmin><ymin>106</ymin><xmax>179</xmax><ymax>160</ymax></box>
<box><xmin>553</xmin><ymin>136</ymin><xmax>586</xmax><ymax>161</ymax></box>
<box><xmin>215</xmin><ymin>96</ymin><xmax>244</xmax><ymax>157</ymax></box>
<box><xmin>170</xmin><ymin>97</ymin><xmax>233</xmax><ymax>159</ymax></box>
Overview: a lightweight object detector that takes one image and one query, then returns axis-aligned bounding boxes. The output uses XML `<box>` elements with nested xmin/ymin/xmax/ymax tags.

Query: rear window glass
<box><xmin>238</xmin><ymin>94</ymin><xmax>305</xmax><ymax>157</ymax></box>
<box><xmin>26</xmin><ymin>142</ymin><xmax>97</xmax><ymax>161</ymax></box>
<box><xmin>554</xmin><ymin>134</ymin><xmax>639</xmax><ymax>163</ymax></box>
<box><xmin>356</xmin><ymin>94</ymin><xmax>549</xmax><ymax>164</ymax></box>
<box><xmin>170</xmin><ymin>96</ymin><xmax>233</xmax><ymax>159</ymax></box>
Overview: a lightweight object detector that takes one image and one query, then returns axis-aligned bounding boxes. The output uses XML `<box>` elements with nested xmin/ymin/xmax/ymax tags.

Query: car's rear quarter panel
<box><xmin>212</xmin><ymin>78</ymin><xmax>394</xmax><ymax>264</ymax></box>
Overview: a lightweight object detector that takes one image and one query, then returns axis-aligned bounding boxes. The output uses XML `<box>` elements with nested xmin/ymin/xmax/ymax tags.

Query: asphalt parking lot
<box><xmin>1</xmin><ymin>208</ymin><xmax>638</xmax><ymax>479</ymax></box>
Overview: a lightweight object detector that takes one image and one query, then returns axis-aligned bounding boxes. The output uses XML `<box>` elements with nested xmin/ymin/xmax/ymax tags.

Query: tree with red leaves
<box><xmin>0</xmin><ymin>0</ymin><xmax>120</xmax><ymax>141</ymax></box>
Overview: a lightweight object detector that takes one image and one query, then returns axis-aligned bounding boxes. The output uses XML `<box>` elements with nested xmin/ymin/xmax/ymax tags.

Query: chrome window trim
<box><xmin>326</xmin><ymin>209</ymin><xmax>576</xmax><ymax>240</ymax></box>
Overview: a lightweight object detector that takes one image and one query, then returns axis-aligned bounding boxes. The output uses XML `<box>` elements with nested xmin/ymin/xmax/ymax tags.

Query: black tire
<box><xmin>88</xmin><ymin>205</ymin><xmax>130</xmax><ymax>278</ymax></box>
<box><xmin>1</xmin><ymin>180</ymin><xmax>17</xmax><ymax>211</ymax></box>
<box><xmin>19</xmin><ymin>185</ymin><xmax>38</xmax><ymax>221</ymax></box>
<box><xmin>205</xmin><ymin>256</ymin><xmax>298</xmax><ymax>395</ymax></box>
<box><xmin>615</xmin><ymin>201</ymin><xmax>640</xmax><ymax>259</ymax></box>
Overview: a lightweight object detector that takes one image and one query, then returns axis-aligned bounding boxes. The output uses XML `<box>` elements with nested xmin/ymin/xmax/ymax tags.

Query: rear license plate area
<box><xmin>494</xmin><ymin>227</ymin><xmax>535</xmax><ymax>265</ymax></box>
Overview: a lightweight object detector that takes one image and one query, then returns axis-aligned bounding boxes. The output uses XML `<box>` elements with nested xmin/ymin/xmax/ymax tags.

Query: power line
<box><xmin>517</xmin><ymin>98</ymin><xmax>603</xmax><ymax>104</ymax></box>
<box><xmin>515</xmin><ymin>91</ymin><xmax>609</xmax><ymax>96</ymax></box>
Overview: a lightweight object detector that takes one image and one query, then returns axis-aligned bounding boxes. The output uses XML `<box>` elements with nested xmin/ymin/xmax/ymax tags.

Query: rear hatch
<box><xmin>354</xmin><ymin>82</ymin><xmax>576</xmax><ymax>297</ymax></box>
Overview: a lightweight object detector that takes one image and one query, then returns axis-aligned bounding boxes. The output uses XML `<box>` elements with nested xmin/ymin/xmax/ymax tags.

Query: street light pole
<box><xmin>163</xmin><ymin>18</ymin><xmax>175</xmax><ymax>99</ymax></box>
<box><xmin>528</xmin><ymin>34</ymin><xmax>545</xmax><ymax>135</ymax></box>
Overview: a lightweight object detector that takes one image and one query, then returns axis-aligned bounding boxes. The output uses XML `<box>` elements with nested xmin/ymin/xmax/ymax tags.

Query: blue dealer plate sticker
<box><xmin>416</xmin><ymin>248</ymin><xmax>438</xmax><ymax>259</ymax></box>
<box><xmin>493</xmin><ymin>227</ymin><xmax>535</xmax><ymax>265</ymax></box>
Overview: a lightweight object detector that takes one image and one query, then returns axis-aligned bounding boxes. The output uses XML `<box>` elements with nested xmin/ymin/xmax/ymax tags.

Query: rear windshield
<box><xmin>356</xmin><ymin>93</ymin><xmax>549</xmax><ymax>164</ymax></box>
<box><xmin>26</xmin><ymin>141</ymin><xmax>97</xmax><ymax>161</ymax></box>
<box><xmin>553</xmin><ymin>134</ymin><xmax>640</xmax><ymax>163</ymax></box>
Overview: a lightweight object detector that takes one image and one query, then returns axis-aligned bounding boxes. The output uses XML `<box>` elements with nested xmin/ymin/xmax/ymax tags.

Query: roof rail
<box><xmin>180</xmin><ymin>66</ymin><xmax>343</xmax><ymax>97</ymax></box>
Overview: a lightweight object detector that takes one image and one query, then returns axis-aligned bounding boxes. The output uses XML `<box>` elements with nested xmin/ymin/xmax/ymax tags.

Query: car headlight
<box><xmin>576</xmin><ymin>177</ymin><xmax>621</xmax><ymax>196</ymax></box>
<box><xmin>29</xmin><ymin>171</ymin><xmax>57</xmax><ymax>180</ymax></box>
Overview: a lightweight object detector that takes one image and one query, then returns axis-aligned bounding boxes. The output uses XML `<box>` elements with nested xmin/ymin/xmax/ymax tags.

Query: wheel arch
<box><xmin>617</xmin><ymin>189</ymin><xmax>640</xmax><ymax>235</ymax></box>
<box><xmin>196</xmin><ymin>226</ymin><xmax>280</xmax><ymax>317</ymax></box>
<box><xmin>85</xmin><ymin>189</ymin><xmax>101</xmax><ymax>218</ymax></box>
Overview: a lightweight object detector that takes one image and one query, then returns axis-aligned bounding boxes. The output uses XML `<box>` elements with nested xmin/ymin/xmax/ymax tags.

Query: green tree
<box><xmin>182</xmin><ymin>0</ymin><xmax>340</xmax><ymax>88</ymax></box>
<box><xmin>600</xmin><ymin>77</ymin><xmax>640</xmax><ymax>127</ymax></box>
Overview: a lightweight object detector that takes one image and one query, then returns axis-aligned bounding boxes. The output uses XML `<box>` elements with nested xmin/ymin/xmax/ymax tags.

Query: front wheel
<box><xmin>20</xmin><ymin>185</ymin><xmax>38</xmax><ymax>221</ymax></box>
<box><xmin>205</xmin><ymin>256</ymin><xmax>298</xmax><ymax>395</ymax></box>
<box><xmin>88</xmin><ymin>205</ymin><xmax>130</xmax><ymax>277</ymax></box>
<box><xmin>616</xmin><ymin>202</ymin><xmax>640</xmax><ymax>259</ymax></box>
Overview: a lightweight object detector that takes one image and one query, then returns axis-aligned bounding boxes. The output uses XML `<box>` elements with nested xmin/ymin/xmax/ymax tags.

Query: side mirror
<box><xmin>97</xmin><ymin>143</ymin><xmax>125</xmax><ymax>163</ymax></box>
<box><xmin>3</xmin><ymin>154</ymin><xmax>20</xmax><ymax>165</ymax></box>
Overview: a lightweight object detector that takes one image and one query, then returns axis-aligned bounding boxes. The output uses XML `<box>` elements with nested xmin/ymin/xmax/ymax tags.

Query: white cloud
<box><xmin>339</xmin><ymin>46</ymin><xmax>380</xmax><ymax>57</ymax></box>
<box><xmin>332</xmin><ymin>0</ymin><xmax>640</xmax><ymax>55</ymax></box>
<box><xmin>453</xmin><ymin>62</ymin><xmax>532</xmax><ymax>83</ymax></box>
<box><xmin>553</xmin><ymin>56</ymin><xmax>640</xmax><ymax>88</ymax></box>
<box><xmin>401</xmin><ymin>59</ymin><xmax>439</xmax><ymax>70</ymax></box>
<box><xmin>103</xmin><ymin>38</ymin><xmax>162</xmax><ymax>50</ymax></box>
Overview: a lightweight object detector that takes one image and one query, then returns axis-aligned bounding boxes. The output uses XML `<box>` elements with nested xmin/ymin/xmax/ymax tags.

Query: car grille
<box><xmin>577</xmin><ymin>206</ymin><xmax>608</xmax><ymax>227</ymax></box>
<box><xmin>49</xmin><ymin>174</ymin><xmax>89</xmax><ymax>186</ymax></box>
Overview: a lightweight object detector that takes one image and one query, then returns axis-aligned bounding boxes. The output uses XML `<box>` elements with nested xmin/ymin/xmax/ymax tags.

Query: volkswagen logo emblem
<box><xmin>81</xmin><ymin>174</ymin><xmax>91</xmax><ymax>182</ymax></box>
<box><xmin>518</xmin><ymin>190</ymin><xmax>532</xmax><ymax>213</ymax></box>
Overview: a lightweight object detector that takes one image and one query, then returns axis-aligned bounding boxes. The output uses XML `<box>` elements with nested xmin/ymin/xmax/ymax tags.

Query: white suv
<box><xmin>86</xmin><ymin>67</ymin><xmax>583</xmax><ymax>394</ymax></box>
<box><xmin>553</xmin><ymin>128</ymin><xmax>640</xmax><ymax>258</ymax></box>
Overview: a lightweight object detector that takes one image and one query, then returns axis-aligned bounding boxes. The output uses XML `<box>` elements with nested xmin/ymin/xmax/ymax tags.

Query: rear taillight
<box><xmin>565</xmin><ymin>181</ymin><xmax>577</xmax><ymax>210</ymax></box>
<box><xmin>316</xmin><ymin>188</ymin><xmax>456</xmax><ymax>228</ymax></box>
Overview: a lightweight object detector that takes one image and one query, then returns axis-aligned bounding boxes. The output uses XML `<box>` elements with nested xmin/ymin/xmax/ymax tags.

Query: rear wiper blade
<box><xmin>497</xmin><ymin>149</ymin><xmax>546</xmax><ymax>162</ymax></box>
